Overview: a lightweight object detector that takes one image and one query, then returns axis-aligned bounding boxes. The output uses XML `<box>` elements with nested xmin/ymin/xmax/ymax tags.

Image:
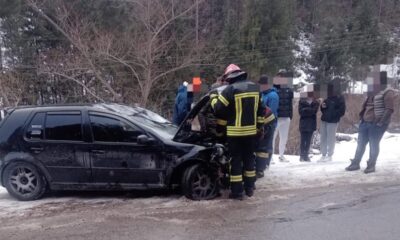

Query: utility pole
<box><xmin>195</xmin><ymin>0</ymin><xmax>199</xmax><ymax>57</ymax></box>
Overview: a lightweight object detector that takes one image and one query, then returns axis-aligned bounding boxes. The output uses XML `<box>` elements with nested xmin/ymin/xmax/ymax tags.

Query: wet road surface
<box><xmin>1</xmin><ymin>181</ymin><xmax>400</xmax><ymax>240</ymax></box>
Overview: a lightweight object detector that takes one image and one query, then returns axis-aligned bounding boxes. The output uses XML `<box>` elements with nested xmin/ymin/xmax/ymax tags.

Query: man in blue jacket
<box><xmin>255</xmin><ymin>75</ymin><xmax>279</xmax><ymax>178</ymax></box>
<box><xmin>172</xmin><ymin>82</ymin><xmax>188</xmax><ymax>125</ymax></box>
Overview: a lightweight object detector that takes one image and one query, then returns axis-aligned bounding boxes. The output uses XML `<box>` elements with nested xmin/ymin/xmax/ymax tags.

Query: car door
<box><xmin>88</xmin><ymin>112</ymin><xmax>165</xmax><ymax>186</ymax></box>
<box><xmin>24</xmin><ymin>111</ymin><xmax>91</xmax><ymax>184</ymax></box>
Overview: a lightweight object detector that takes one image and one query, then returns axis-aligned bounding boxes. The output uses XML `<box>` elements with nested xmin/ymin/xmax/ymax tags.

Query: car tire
<box><xmin>2</xmin><ymin>162</ymin><xmax>47</xmax><ymax>201</ymax></box>
<box><xmin>182</xmin><ymin>163</ymin><xmax>219</xmax><ymax>200</ymax></box>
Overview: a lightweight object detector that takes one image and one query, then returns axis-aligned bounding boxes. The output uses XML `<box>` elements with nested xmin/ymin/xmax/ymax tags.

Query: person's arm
<box><xmin>211</xmin><ymin>86</ymin><xmax>232</xmax><ymax>120</ymax></box>
<box><xmin>299</xmin><ymin>100</ymin><xmax>316</xmax><ymax>116</ymax></box>
<box><xmin>312</xmin><ymin>100</ymin><xmax>320</xmax><ymax>114</ymax></box>
<box><xmin>257</xmin><ymin>94</ymin><xmax>266</xmax><ymax>130</ymax></box>
<box><xmin>359</xmin><ymin>97</ymin><xmax>368</xmax><ymax>121</ymax></box>
<box><xmin>376</xmin><ymin>90</ymin><xmax>395</xmax><ymax>126</ymax></box>
<box><xmin>268</xmin><ymin>93</ymin><xmax>279</xmax><ymax>117</ymax></box>
<box><xmin>338</xmin><ymin>96</ymin><xmax>346</xmax><ymax>118</ymax></box>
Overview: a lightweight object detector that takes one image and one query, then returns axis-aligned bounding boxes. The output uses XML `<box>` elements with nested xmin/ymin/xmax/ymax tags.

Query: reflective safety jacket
<box><xmin>211</xmin><ymin>79</ymin><xmax>265</xmax><ymax>137</ymax></box>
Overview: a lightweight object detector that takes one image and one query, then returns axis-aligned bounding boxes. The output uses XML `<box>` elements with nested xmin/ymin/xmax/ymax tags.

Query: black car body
<box><xmin>0</xmin><ymin>99</ymin><xmax>228</xmax><ymax>201</ymax></box>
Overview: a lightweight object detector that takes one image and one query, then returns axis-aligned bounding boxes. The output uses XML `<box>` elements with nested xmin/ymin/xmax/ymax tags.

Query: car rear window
<box><xmin>45</xmin><ymin>113</ymin><xmax>83</xmax><ymax>141</ymax></box>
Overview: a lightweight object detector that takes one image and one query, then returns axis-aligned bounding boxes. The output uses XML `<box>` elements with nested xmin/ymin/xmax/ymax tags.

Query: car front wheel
<box><xmin>182</xmin><ymin>163</ymin><xmax>219</xmax><ymax>200</ymax></box>
<box><xmin>3</xmin><ymin>162</ymin><xmax>46</xmax><ymax>201</ymax></box>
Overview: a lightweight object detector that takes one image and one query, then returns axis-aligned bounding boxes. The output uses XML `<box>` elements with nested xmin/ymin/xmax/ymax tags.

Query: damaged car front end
<box><xmin>0</xmin><ymin>99</ymin><xmax>230</xmax><ymax>201</ymax></box>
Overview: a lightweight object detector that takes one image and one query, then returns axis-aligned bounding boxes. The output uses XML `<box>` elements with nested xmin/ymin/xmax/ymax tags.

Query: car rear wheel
<box><xmin>182</xmin><ymin>164</ymin><xmax>219</xmax><ymax>200</ymax></box>
<box><xmin>3</xmin><ymin>162</ymin><xmax>46</xmax><ymax>201</ymax></box>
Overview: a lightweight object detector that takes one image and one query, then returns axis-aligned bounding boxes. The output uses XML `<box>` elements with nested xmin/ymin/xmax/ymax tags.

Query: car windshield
<box><xmin>94</xmin><ymin>104</ymin><xmax>178</xmax><ymax>139</ymax></box>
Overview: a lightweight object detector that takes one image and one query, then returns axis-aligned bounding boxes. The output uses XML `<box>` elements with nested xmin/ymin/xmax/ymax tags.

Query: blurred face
<box><xmin>364</xmin><ymin>72</ymin><xmax>386</xmax><ymax>97</ymax></box>
<box><xmin>273</xmin><ymin>76</ymin><xmax>293</xmax><ymax>88</ymax></box>
<box><xmin>260</xmin><ymin>83</ymin><xmax>270</xmax><ymax>91</ymax></box>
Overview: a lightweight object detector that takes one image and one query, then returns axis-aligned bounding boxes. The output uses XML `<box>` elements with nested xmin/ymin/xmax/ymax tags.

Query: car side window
<box><xmin>89</xmin><ymin>114</ymin><xmax>142</xmax><ymax>143</ymax></box>
<box><xmin>45</xmin><ymin>113</ymin><xmax>83</xmax><ymax>141</ymax></box>
<box><xmin>26</xmin><ymin>112</ymin><xmax>45</xmax><ymax>140</ymax></box>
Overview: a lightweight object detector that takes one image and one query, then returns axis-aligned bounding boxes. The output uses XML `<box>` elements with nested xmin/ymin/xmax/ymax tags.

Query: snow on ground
<box><xmin>257</xmin><ymin>132</ymin><xmax>400</xmax><ymax>191</ymax></box>
<box><xmin>0</xmin><ymin>133</ymin><xmax>399</xmax><ymax>218</ymax></box>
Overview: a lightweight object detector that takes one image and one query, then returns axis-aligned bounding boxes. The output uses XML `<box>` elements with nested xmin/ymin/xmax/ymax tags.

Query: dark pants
<box><xmin>255</xmin><ymin>125</ymin><xmax>276</xmax><ymax>171</ymax></box>
<box><xmin>300</xmin><ymin>131</ymin><xmax>314</xmax><ymax>159</ymax></box>
<box><xmin>228</xmin><ymin>136</ymin><xmax>256</xmax><ymax>196</ymax></box>
<box><xmin>352</xmin><ymin>121</ymin><xmax>387</xmax><ymax>167</ymax></box>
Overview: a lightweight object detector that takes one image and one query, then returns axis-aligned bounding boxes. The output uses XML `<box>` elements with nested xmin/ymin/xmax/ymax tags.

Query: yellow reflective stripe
<box><xmin>216</xmin><ymin>119</ymin><xmax>227</xmax><ymax>126</ymax></box>
<box><xmin>256</xmin><ymin>152</ymin><xmax>269</xmax><ymax>158</ymax></box>
<box><xmin>218</xmin><ymin>95</ymin><xmax>229</xmax><ymax>106</ymax></box>
<box><xmin>264</xmin><ymin>114</ymin><xmax>275</xmax><ymax>123</ymax></box>
<box><xmin>230</xmin><ymin>175</ymin><xmax>243</xmax><ymax>182</ymax></box>
<box><xmin>227</xmin><ymin>125</ymin><xmax>257</xmax><ymax>130</ymax></box>
<box><xmin>235</xmin><ymin>92</ymin><xmax>259</xmax><ymax>98</ymax></box>
<box><xmin>238</xmin><ymin>97</ymin><xmax>243</xmax><ymax>127</ymax></box>
<box><xmin>235</xmin><ymin>96</ymin><xmax>240</xmax><ymax>127</ymax></box>
<box><xmin>210</xmin><ymin>93</ymin><xmax>218</xmax><ymax>99</ymax></box>
<box><xmin>254</xmin><ymin>95</ymin><xmax>259</xmax><ymax>128</ymax></box>
<box><xmin>227</xmin><ymin>130</ymin><xmax>257</xmax><ymax>136</ymax></box>
<box><xmin>211</xmin><ymin>98</ymin><xmax>218</xmax><ymax>109</ymax></box>
<box><xmin>257</xmin><ymin>116</ymin><xmax>265</xmax><ymax>123</ymax></box>
<box><xmin>244</xmin><ymin>170</ymin><xmax>256</xmax><ymax>178</ymax></box>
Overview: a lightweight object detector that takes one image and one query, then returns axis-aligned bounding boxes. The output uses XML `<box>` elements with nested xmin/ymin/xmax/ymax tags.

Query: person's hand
<box><xmin>257</xmin><ymin>128</ymin><xmax>264</xmax><ymax>140</ymax></box>
<box><xmin>321</xmin><ymin>102</ymin><xmax>327</xmax><ymax>108</ymax></box>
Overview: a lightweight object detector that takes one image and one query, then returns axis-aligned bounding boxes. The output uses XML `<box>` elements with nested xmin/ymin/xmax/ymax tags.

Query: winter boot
<box><xmin>345</xmin><ymin>162</ymin><xmax>360</xmax><ymax>171</ymax></box>
<box><xmin>229</xmin><ymin>193</ymin><xmax>244</xmax><ymax>201</ymax></box>
<box><xmin>256</xmin><ymin>171</ymin><xmax>264</xmax><ymax>179</ymax></box>
<box><xmin>245</xmin><ymin>188</ymin><xmax>254</xmax><ymax>197</ymax></box>
<box><xmin>364</xmin><ymin>165</ymin><xmax>376</xmax><ymax>174</ymax></box>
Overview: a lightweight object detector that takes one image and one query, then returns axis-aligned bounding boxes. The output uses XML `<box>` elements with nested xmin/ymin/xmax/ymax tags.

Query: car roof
<box><xmin>10</xmin><ymin>103</ymin><xmax>137</xmax><ymax>115</ymax></box>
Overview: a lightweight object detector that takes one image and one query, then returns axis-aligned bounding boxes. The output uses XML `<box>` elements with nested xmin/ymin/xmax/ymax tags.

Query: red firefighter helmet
<box><xmin>223</xmin><ymin>64</ymin><xmax>247</xmax><ymax>83</ymax></box>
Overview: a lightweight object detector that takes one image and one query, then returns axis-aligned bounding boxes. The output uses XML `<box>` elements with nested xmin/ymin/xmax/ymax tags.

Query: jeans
<box><xmin>300</xmin><ymin>131</ymin><xmax>314</xmax><ymax>159</ymax></box>
<box><xmin>273</xmin><ymin>117</ymin><xmax>291</xmax><ymax>157</ymax></box>
<box><xmin>255</xmin><ymin>125</ymin><xmax>276</xmax><ymax>171</ymax></box>
<box><xmin>352</xmin><ymin>121</ymin><xmax>387</xmax><ymax>167</ymax></box>
<box><xmin>320</xmin><ymin>121</ymin><xmax>338</xmax><ymax>157</ymax></box>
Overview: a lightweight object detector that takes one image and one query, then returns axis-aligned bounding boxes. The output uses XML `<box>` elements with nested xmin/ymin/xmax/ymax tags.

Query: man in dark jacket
<box><xmin>172</xmin><ymin>82</ymin><xmax>188</xmax><ymax>125</ymax></box>
<box><xmin>298</xmin><ymin>85</ymin><xmax>320</xmax><ymax>162</ymax></box>
<box><xmin>255</xmin><ymin>75</ymin><xmax>278</xmax><ymax>178</ymax></box>
<box><xmin>273</xmin><ymin>70</ymin><xmax>294</xmax><ymax>162</ymax></box>
<box><xmin>318</xmin><ymin>79</ymin><xmax>346</xmax><ymax>162</ymax></box>
<box><xmin>346</xmin><ymin>71</ymin><xmax>396</xmax><ymax>174</ymax></box>
<box><xmin>211</xmin><ymin>64</ymin><xmax>265</xmax><ymax>200</ymax></box>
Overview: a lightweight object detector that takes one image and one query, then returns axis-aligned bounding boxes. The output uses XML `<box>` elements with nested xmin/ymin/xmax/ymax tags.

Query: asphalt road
<box><xmin>1</xmin><ymin>180</ymin><xmax>400</xmax><ymax>240</ymax></box>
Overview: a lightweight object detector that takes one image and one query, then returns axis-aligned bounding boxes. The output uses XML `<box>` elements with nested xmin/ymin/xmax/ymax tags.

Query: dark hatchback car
<box><xmin>0</xmin><ymin>102</ymin><xmax>228</xmax><ymax>201</ymax></box>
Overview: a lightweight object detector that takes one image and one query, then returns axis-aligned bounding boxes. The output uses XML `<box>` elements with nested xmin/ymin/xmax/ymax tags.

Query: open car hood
<box><xmin>173</xmin><ymin>85</ymin><xmax>227</xmax><ymax>143</ymax></box>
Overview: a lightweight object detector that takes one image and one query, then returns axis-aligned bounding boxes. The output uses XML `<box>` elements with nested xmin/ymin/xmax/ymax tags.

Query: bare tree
<box><xmin>26</xmin><ymin>0</ymin><xmax>205</xmax><ymax>107</ymax></box>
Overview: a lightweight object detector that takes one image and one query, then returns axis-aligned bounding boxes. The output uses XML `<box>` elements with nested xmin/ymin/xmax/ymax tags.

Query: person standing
<box><xmin>255</xmin><ymin>75</ymin><xmax>278</xmax><ymax>178</ymax></box>
<box><xmin>318</xmin><ymin>80</ymin><xmax>346</xmax><ymax>162</ymax></box>
<box><xmin>298</xmin><ymin>86</ymin><xmax>320</xmax><ymax>162</ymax></box>
<box><xmin>172</xmin><ymin>81</ymin><xmax>189</xmax><ymax>125</ymax></box>
<box><xmin>346</xmin><ymin>71</ymin><xmax>395</xmax><ymax>174</ymax></box>
<box><xmin>211</xmin><ymin>64</ymin><xmax>265</xmax><ymax>200</ymax></box>
<box><xmin>273</xmin><ymin>70</ymin><xmax>294</xmax><ymax>162</ymax></box>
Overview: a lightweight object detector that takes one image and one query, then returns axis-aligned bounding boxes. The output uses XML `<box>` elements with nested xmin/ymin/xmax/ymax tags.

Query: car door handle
<box><xmin>30</xmin><ymin>147</ymin><xmax>44</xmax><ymax>153</ymax></box>
<box><xmin>91</xmin><ymin>150</ymin><xmax>106</xmax><ymax>155</ymax></box>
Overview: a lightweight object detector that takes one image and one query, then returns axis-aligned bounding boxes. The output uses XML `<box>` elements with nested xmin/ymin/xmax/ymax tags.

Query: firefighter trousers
<box><xmin>228</xmin><ymin>136</ymin><xmax>256</xmax><ymax>196</ymax></box>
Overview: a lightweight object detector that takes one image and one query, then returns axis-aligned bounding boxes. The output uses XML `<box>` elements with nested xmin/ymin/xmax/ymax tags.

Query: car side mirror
<box><xmin>137</xmin><ymin>134</ymin><xmax>156</xmax><ymax>145</ymax></box>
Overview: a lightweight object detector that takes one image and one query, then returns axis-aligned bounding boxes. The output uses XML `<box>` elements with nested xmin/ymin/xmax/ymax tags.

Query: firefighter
<box><xmin>198</xmin><ymin>76</ymin><xmax>228</xmax><ymax>142</ymax></box>
<box><xmin>211</xmin><ymin>64</ymin><xmax>265</xmax><ymax>200</ymax></box>
<box><xmin>255</xmin><ymin>105</ymin><xmax>276</xmax><ymax>178</ymax></box>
